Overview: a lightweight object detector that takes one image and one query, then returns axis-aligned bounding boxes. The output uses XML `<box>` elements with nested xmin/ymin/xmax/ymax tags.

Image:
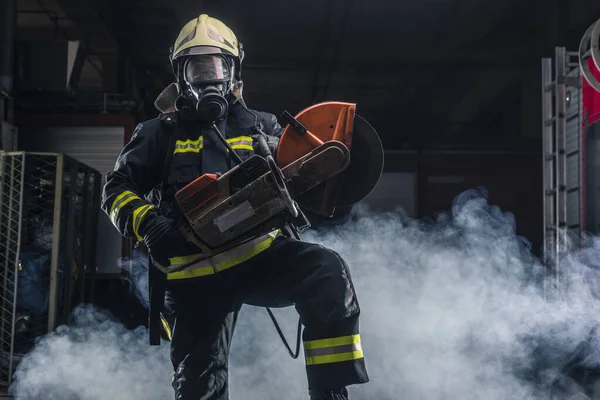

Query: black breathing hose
<box><xmin>210</xmin><ymin>123</ymin><xmax>244</xmax><ymax>165</ymax></box>
<box><xmin>266</xmin><ymin>307</ymin><xmax>303</xmax><ymax>359</ymax></box>
<box><xmin>213</xmin><ymin>98</ymin><xmax>305</xmax><ymax>359</ymax></box>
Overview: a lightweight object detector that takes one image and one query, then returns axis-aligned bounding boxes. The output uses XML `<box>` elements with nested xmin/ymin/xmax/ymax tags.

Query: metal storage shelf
<box><xmin>0</xmin><ymin>151</ymin><xmax>101</xmax><ymax>387</ymax></box>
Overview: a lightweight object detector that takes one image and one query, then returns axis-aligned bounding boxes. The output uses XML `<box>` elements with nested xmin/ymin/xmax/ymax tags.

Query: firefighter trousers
<box><xmin>165</xmin><ymin>235</ymin><xmax>369</xmax><ymax>400</ymax></box>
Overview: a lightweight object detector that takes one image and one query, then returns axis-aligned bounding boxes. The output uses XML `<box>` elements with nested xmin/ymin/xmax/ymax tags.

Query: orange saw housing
<box><xmin>276</xmin><ymin>102</ymin><xmax>357</xmax><ymax>216</ymax></box>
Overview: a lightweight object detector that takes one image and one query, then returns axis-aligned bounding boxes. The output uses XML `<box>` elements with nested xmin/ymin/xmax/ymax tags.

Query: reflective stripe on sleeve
<box><xmin>166</xmin><ymin>230</ymin><xmax>279</xmax><ymax>280</ymax></box>
<box><xmin>109</xmin><ymin>190</ymin><xmax>141</xmax><ymax>226</ymax></box>
<box><xmin>160</xmin><ymin>314</ymin><xmax>173</xmax><ymax>341</ymax></box>
<box><xmin>304</xmin><ymin>334</ymin><xmax>364</xmax><ymax>366</ymax></box>
<box><xmin>132</xmin><ymin>204</ymin><xmax>154</xmax><ymax>241</ymax></box>
<box><xmin>174</xmin><ymin>137</ymin><xmax>203</xmax><ymax>154</ymax></box>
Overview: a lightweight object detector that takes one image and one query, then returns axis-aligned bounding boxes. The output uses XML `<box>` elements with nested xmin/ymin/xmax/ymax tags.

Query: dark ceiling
<box><xmin>14</xmin><ymin>0</ymin><xmax>600</xmax><ymax>149</ymax></box>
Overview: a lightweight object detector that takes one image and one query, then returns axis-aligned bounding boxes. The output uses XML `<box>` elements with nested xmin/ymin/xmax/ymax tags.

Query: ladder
<box><xmin>542</xmin><ymin>47</ymin><xmax>583</xmax><ymax>296</ymax></box>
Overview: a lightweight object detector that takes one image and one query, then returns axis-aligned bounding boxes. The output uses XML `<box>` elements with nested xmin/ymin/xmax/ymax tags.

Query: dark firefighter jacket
<box><xmin>101</xmin><ymin>101</ymin><xmax>282</xmax><ymax>264</ymax></box>
<box><xmin>101</xmin><ymin>101</ymin><xmax>283</xmax><ymax>344</ymax></box>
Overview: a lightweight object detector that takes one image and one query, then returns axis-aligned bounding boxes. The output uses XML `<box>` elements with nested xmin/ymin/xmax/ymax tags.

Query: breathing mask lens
<box><xmin>184</xmin><ymin>55</ymin><xmax>231</xmax><ymax>85</ymax></box>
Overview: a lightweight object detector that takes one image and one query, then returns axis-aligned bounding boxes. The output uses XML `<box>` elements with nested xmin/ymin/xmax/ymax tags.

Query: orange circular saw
<box><xmin>170</xmin><ymin>101</ymin><xmax>383</xmax><ymax>275</ymax></box>
<box><xmin>276</xmin><ymin>101</ymin><xmax>384</xmax><ymax>217</ymax></box>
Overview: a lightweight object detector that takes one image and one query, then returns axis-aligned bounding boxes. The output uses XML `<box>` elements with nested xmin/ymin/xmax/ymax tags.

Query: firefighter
<box><xmin>101</xmin><ymin>14</ymin><xmax>369</xmax><ymax>400</ymax></box>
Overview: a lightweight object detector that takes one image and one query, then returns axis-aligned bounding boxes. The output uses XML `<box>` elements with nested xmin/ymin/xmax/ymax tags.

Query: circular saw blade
<box><xmin>336</xmin><ymin>114</ymin><xmax>384</xmax><ymax>208</ymax></box>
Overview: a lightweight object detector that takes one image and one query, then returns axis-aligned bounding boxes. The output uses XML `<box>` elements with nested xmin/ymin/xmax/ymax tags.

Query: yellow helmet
<box><xmin>172</xmin><ymin>14</ymin><xmax>240</xmax><ymax>59</ymax></box>
<box><xmin>170</xmin><ymin>14</ymin><xmax>244</xmax><ymax>81</ymax></box>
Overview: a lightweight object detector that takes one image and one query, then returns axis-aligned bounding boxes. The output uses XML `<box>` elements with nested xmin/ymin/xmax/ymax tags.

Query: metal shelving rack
<box><xmin>0</xmin><ymin>152</ymin><xmax>101</xmax><ymax>387</ymax></box>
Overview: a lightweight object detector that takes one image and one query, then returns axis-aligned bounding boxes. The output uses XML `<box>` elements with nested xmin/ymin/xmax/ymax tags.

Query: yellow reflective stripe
<box><xmin>304</xmin><ymin>334</ymin><xmax>364</xmax><ymax>366</ymax></box>
<box><xmin>174</xmin><ymin>147</ymin><xmax>202</xmax><ymax>154</ymax></box>
<box><xmin>230</xmin><ymin>144</ymin><xmax>254</xmax><ymax>151</ymax></box>
<box><xmin>132</xmin><ymin>204</ymin><xmax>153</xmax><ymax>241</ymax></box>
<box><xmin>109</xmin><ymin>190</ymin><xmax>141</xmax><ymax>225</ymax></box>
<box><xmin>168</xmin><ymin>253</ymin><xmax>214</xmax><ymax>277</ymax></box>
<box><xmin>167</xmin><ymin>235</ymin><xmax>275</xmax><ymax>280</ymax></box>
<box><xmin>226</xmin><ymin>135</ymin><xmax>253</xmax><ymax>143</ymax></box>
<box><xmin>169</xmin><ymin>253</ymin><xmax>204</xmax><ymax>265</ymax></box>
<box><xmin>173</xmin><ymin>135</ymin><xmax>254</xmax><ymax>154</ymax></box>
<box><xmin>305</xmin><ymin>350</ymin><xmax>364</xmax><ymax>366</ymax></box>
<box><xmin>160</xmin><ymin>314</ymin><xmax>172</xmax><ymax>341</ymax></box>
<box><xmin>227</xmin><ymin>136</ymin><xmax>254</xmax><ymax>151</ymax></box>
<box><xmin>174</xmin><ymin>137</ymin><xmax>203</xmax><ymax>154</ymax></box>
<box><xmin>168</xmin><ymin>264</ymin><xmax>215</xmax><ymax>279</ymax></box>
<box><xmin>167</xmin><ymin>230</ymin><xmax>279</xmax><ymax>280</ymax></box>
<box><xmin>215</xmin><ymin>236</ymin><xmax>275</xmax><ymax>272</ymax></box>
<box><xmin>304</xmin><ymin>334</ymin><xmax>361</xmax><ymax>350</ymax></box>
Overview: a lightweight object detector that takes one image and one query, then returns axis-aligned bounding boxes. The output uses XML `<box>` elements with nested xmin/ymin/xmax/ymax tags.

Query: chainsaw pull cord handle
<box><xmin>253</xmin><ymin>127</ymin><xmax>273</xmax><ymax>157</ymax></box>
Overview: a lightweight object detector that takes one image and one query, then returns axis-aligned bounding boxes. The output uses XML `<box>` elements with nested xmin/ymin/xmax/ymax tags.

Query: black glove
<box><xmin>252</xmin><ymin>131</ymin><xmax>279</xmax><ymax>157</ymax></box>
<box><xmin>140</xmin><ymin>215</ymin><xmax>181</xmax><ymax>269</ymax></box>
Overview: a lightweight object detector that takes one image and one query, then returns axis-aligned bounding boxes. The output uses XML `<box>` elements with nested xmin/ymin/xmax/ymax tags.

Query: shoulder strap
<box><xmin>149</xmin><ymin>114</ymin><xmax>176</xmax><ymax>345</ymax></box>
<box><xmin>158</xmin><ymin>113</ymin><xmax>178</xmax><ymax>204</ymax></box>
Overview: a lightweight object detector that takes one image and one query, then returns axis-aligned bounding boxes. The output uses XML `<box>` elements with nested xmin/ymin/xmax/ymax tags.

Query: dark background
<box><xmin>2</xmin><ymin>2</ymin><xmax>600</xmax><ymax>395</ymax></box>
<box><xmin>8</xmin><ymin>0</ymin><xmax>599</xmax><ymax>148</ymax></box>
<box><xmin>4</xmin><ymin>0</ymin><xmax>600</xmax><ymax>259</ymax></box>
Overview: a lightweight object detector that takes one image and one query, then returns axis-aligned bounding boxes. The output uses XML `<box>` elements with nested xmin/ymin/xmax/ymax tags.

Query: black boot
<box><xmin>309</xmin><ymin>387</ymin><xmax>349</xmax><ymax>400</ymax></box>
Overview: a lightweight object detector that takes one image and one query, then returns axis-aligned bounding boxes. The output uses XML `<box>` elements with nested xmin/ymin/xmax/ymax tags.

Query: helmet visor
<box><xmin>183</xmin><ymin>55</ymin><xmax>231</xmax><ymax>84</ymax></box>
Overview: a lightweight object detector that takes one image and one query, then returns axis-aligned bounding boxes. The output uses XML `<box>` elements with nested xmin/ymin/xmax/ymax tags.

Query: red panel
<box><xmin>581</xmin><ymin>57</ymin><xmax>600</xmax><ymax>233</ymax></box>
<box><xmin>583</xmin><ymin>57</ymin><xmax>600</xmax><ymax>125</ymax></box>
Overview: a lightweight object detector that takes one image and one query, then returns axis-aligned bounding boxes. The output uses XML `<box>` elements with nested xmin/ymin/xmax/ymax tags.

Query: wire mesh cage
<box><xmin>0</xmin><ymin>151</ymin><xmax>101</xmax><ymax>387</ymax></box>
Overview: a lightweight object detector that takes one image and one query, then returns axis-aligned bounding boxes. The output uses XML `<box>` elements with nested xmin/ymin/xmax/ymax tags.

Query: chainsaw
<box><xmin>155</xmin><ymin>101</ymin><xmax>384</xmax><ymax>274</ymax></box>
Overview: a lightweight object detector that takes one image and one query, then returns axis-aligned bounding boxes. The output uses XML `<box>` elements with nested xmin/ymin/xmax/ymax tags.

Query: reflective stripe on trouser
<box><xmin>167</xmin><ymin>236</ymin><xmax>369</xmax><ymax>397</ymax></box>
<box><xmin>166</xmin><ymin>230</ymin><xmax>279</xmax><ymax>280</ymax></box>
<box><xmin>109</xmin><ymin>190</ymin><xmax>140</xmax><ymax>226</ymax></box>
<box><xmin>304</xmin><ymin>334</ymin><xmax>363</xmax><ymax>366</ymax></box>
<box><xmin>303</xmin><ymin>311</ymin><xmax>369</xmax><ymax>391</ymax></box>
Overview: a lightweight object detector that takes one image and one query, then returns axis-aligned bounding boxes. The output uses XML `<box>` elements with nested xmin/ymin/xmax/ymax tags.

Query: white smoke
<box><xmin>10</xmin><ymin>188</ymin><xmax>600</xmax><ymax>399</ymax></box>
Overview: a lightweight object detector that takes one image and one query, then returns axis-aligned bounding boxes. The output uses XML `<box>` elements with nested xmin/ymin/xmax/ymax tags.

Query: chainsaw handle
<box><xmin>251</xmin><ymin>124</ymin><xmax>298</xmax><ymax>218</ymax></box>
<box><xmin>254</xmin><ymin>131</ymin><xmax>273</xmax><ymax>157</ymax></box>
<box><xmin>250</xmin><ymin>125</ymin><xmax>277</xmax><ymax>159</ymax></box>
<box><xmin>266</xmin><ymin>155</ymin><xmax>299</xmax><ymax>218</ymax></box>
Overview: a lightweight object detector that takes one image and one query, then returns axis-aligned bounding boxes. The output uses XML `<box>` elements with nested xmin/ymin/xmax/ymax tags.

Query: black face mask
<box><xmin>175</xmin><ymin>83</ymin><xmax>231</xmax><ymax>121</ymax></box>
<box><xmin>194</xmin><ymin>84</ymin><xmax>229</xmax><ymax>121</ymax></box>
<box><xmin>178</xmin><ymin>54</ymin><xmax>235</xmax><ymax>122</ymax></box>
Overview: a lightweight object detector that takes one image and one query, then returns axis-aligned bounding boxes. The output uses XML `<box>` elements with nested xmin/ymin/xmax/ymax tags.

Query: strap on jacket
<box><xmin>148</xmin><ymin>113</ymin><xmax>178</xmax><ymax>346</ymax></box>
